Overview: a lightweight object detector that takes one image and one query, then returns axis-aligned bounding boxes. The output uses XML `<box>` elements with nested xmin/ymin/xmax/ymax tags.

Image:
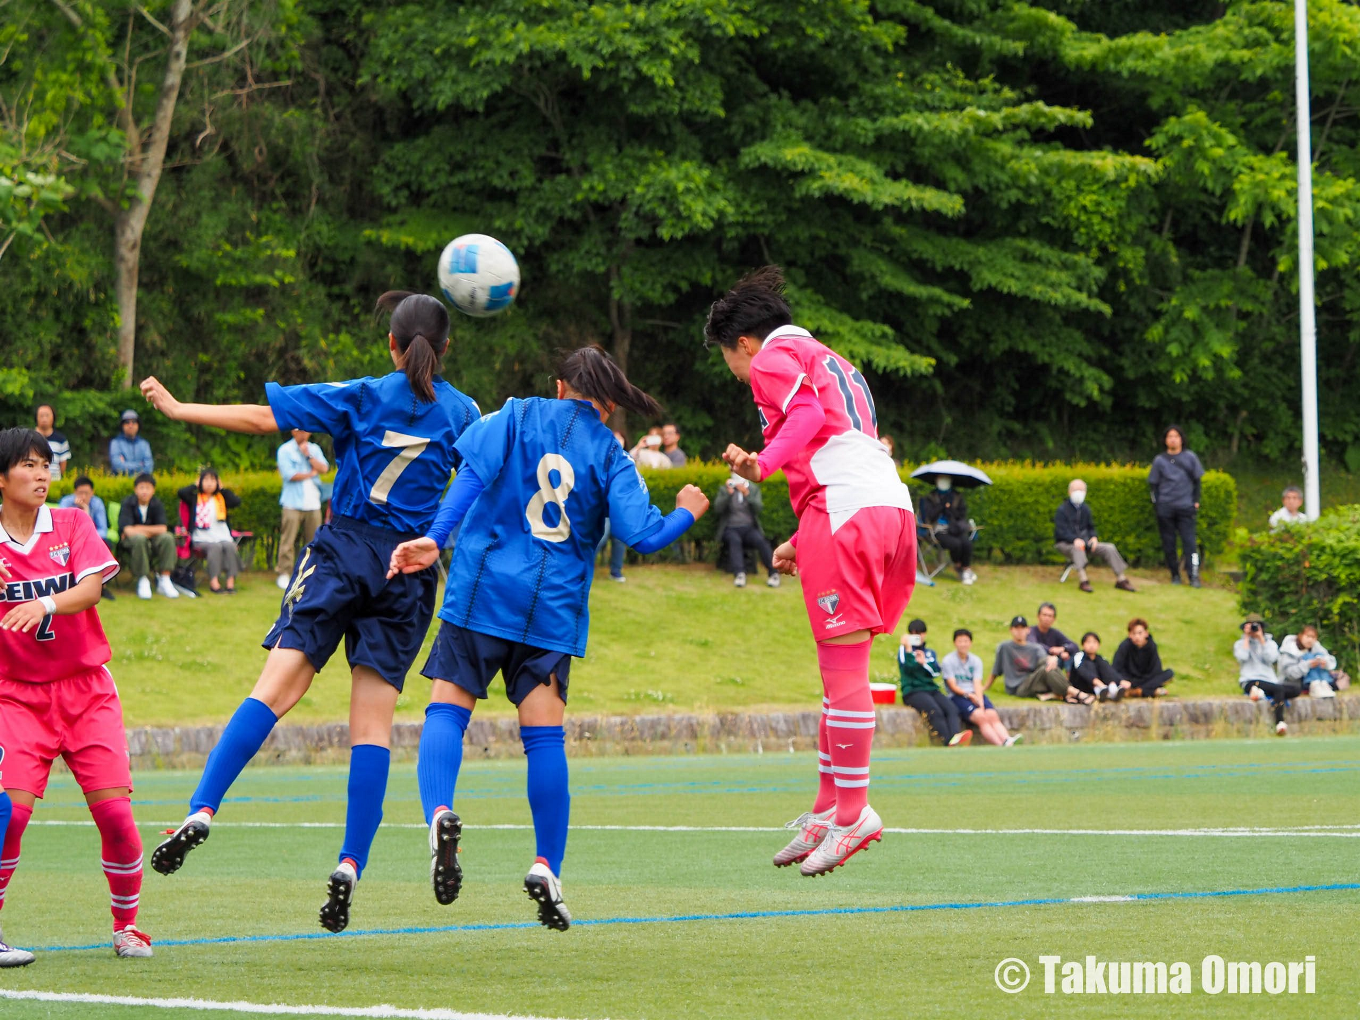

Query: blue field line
<box><xmin>27</xmin><ymin>882</ymin><xmax>1360</xmax><ymax>954</ymax></box>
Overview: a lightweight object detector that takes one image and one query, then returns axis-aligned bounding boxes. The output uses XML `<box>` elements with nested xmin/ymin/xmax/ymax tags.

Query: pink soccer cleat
<box><xmin>773</xmin><ymin>808</ymin><xmax>835</xmax><ymax>867</ymax></box>
<box><xmin>800</xmin><ymin>806</ymin><xmax>883</xmax><ymax>877</ymax></box>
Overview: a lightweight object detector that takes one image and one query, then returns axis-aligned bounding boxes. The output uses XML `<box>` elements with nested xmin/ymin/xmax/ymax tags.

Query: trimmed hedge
<box><xmin>1238</xmin><ymin>506</ymin><xmax>1360</xmax><ymax>673</ymax></box>
<box><xmin>49</xmin><ymin>461</ymin><xmax>1237</xmax><ymax>571</ymax></box>
<box><xmin>638</xmin><ymin>462</ymin><xmax>1236</xmax><ymax>567</ymax></box>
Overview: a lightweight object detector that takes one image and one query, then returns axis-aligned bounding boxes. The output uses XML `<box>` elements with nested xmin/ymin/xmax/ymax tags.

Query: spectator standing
<box><xmin>34</xmin><ymin>404</ymin><xmax>71</xmax><ymax>481</ymax></box>
<box><xmin>918</xmin><ymin>476</ymin><xmax>976</xmax><ymax>585</ymax></box>
<box><xmin>1028</xmin><ymin>602</ymin><xmax>1078</xmax><ymax>668</ymax></box>
<box><xmin>897</xmin><ymin>619</ymin><xmax>970</xmax><ymax>747</ymax></box>
<box><xmin>1147</xmin><ymin>424</ymin><xmax>1205</xmax><ymax>587</ymax></box>
<box><xmin>1268</xmin><ymin>486</ymin><xmax>1308</xmax><ymax>531</ymax></box>
<box><xmin>992</xmin><ymin>615</ymin><xmax>1091</xmax><ymax>703</ymax></box>
<box><xmin>59</xmin><ymin>474</ymin><xmax>115</xmax><ymax>600</ymax></box>
<box><xmin>940</xmin><ymin>628</ymin><xmax>1021</xmax><ymax>746</ymax></box>
<box><xmin>713</xmin><ymin>475</ymin><xmax>778</xmax><ymax>588</ymax></box>
<box><xmin>118</xmin><ymin>472</ymin><xmax>178</xmax><ymax>599</ymax></box>
<box><xmin>1070</xmin><ymin>632</ymin><xmax>1128</xmax><ymax>702</ymax></box>
<box><xmin>1278</xmin><ymin>624</ymin><xmax>1345</xmax><ymax>697</ymax></box>
<box><xmin>660</xmin><ymin>423</ymin><xmax>688</xmax><ymax>466</ymax></box>
<box><xmin>276</xmin><ymin>428</ymin><xmax>328</xmax><ymax>589</ymax></box>
<box><xmin>178</xmin><ymin>469</ymin><xmax>243</xmax><ymax>594</ymax></box>
<box><xmin>879</xmin><ymin>434</ymin><xmax>897</xmax><ymax>463</ymax></box>
<box><xmin>1053</xmin><ymin>479</ymin><xmax>1136</xmax><ymax>593</ymax></box>
<box><xmin>1111</xmin><ymin>617</ymin><xmax>1173</xmax><ymax>696</ymax></box>
<box><xmin>109</xmin><ymin>410</ymin><xmax>154</xmax><ymax>477</ymax></box>
<box><xmin>631</xmin><ymin>429</ymin><xmax>672</xmax><ymax>470</ymax></box>
<box><xmin>1235</xmin><ymin>613</ymin><xmax>1291</xmax><ymax>735</ymax></box>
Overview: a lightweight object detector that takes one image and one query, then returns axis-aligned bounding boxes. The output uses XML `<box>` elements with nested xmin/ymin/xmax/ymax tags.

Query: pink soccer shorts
<box><xmin>797</xmin><ymin>506</ymin><xmax>917</xmax><ymax>643</ymax></box>
<box><xmin>0</xmin><ymin>667</ymin><xmax>133</xmax><ymax>799</ymax></box>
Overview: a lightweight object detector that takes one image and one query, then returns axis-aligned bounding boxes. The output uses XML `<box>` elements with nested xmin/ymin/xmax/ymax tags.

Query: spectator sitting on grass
<box><xmin>118</xmin><ymin>472</ymin><xmax>178</xmax><ymax>600</ymax></box>
<box><xmin>1268</xmin><ymin>486</ymin><xmax>1308</xmax><ymax>531</ymax></box>
<box><xmin>1111</xmin><ymin>617</ymin><xmax>1173</xmax><ymax>697</ymax></box>
<box><xmin>992</xmin><ymin>615</ymin><xmax>1092</xmax><ymax>704</ymax></box>
<box><xmin>1279</xmin><ymin>624</ymin><xmax>1349</xmax><ymax>696</ymax></box>
<box><xmin>897</xmin><ymin>619</ymin><xmax>970</xmax><ymax>747</ymax></box>
<box><xmin>1235</xmin><ymin>613</ymin><xmax>1292</xmax><ymax>736</ymax></box>
<box><xmin>1028</xmin><ymin>602</ymin><xmax>1078</xmax><ymax>668</ymax></box>
<box><xmin>59</xmin><ymin>474</ymin><xmax>115</xmax><ymax>601</ymax></box>
<box><xmin>178</xmin><ymin>469</ymin><xmax>243</xmax><ymax>594</ymax></box>
<box><xmin>940</xmin><ymin>628</ymin><xmax>1022</xmax><ymax>746</ymax></box>
<box><xmin>1071</xmin><ymin>632</ymin><xmax>1129</xmax><ymax>703</ymax></box>
<box><xmin>109</xmin><ymin>409</ymin><xmax>154</xmax><ymax>476</ymax></box>
<box><xmin>660</xmin><ymin>423</ymin><xmax>687</xmax><ymax>466</ymax></box>
<box><xmin>1053</xmin><ymin>479</ymin><xmax>1136</xmax><ymax>593</ymax></box>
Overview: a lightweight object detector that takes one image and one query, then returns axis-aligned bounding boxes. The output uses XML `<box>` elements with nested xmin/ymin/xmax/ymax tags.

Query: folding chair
<box><xmin>916</xmin><ymin>521</ymin><xmax>980</xmax><ymax>586</ymax></box>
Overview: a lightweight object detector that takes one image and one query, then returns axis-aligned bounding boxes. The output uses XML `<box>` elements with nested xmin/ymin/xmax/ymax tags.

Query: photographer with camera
<box><xmin>1234</xmin><ymin>613</ymin><xmax>1293</xmax><ymax>736</ymax></box>
<box><xmin>713</xmin><ymin>475</ymin><xmax>778</xmax><ymax>588</ymax></box>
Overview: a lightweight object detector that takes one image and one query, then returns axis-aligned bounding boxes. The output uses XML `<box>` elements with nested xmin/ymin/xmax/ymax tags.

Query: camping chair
<box><xmin>174</xmin><ymin>500</ymin><xmax>256</xmax><ymax>587</ymax></box>
<box><xmin>916</xmin><ymin>520</ymin><xmax>979</xmax><ymax>586</ymax></box>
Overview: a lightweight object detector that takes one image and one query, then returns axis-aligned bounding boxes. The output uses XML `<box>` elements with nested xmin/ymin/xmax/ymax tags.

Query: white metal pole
<box><xmin>1295</xmin><ymin>0</ymin><xmax>1321</xmax><ymax>519</ymax></box>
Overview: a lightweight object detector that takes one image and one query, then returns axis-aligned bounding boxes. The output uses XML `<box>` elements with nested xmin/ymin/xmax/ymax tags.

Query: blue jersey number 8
<box><xmin>526</xmin><ymin>454</ymin><xmax>575</xmax><ymax>543</ymax></box>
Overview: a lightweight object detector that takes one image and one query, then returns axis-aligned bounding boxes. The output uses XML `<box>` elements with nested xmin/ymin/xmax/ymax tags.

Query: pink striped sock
<box><xmin>818</xmin><ymin>639</ymin><xmax>875</xmax><ymax>826</ymax></box>
<box><xmin>811</xmin><ymin>703</ymin><xmax>837</xmax><ymax>815</ymax></box>
<box><xmin>0</xmin><ymin>801</ymin><xmax>32</xmax><ymax>916</ymax></box>
<box><xmin>91</xmin><ymin>796</ymin><xmax>143</xmax><ymax>929</ymax></box>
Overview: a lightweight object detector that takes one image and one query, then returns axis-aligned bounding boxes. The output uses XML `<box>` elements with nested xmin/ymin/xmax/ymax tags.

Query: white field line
<box><xmin>28</xmin><ymin>820</ymin><xmax>1360</xmax><ymax>837</ymax></box>
<box><xmin>0</xmin><ymin>989</ymin><xmax>598</xmax><ymax>1020</ymax></box>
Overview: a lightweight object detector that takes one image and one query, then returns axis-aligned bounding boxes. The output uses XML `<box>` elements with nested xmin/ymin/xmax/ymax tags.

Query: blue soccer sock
<box><xmin>0</xmin><ymin>790</ymin><xmax>11</xmax><ymax>846</ymax></box>
<box><xmin>338</xmin><ymin>744</ymin><xmax>390</xmax><ymax>879</ymax></box>
<box><xmin>190</xmin><ymin>697</ymin><xmax>278</xmax><ymax>814</ymax></box>
<box><xmin>417</xmin><ymin>703</ymin><xmax>472</xmax><ymax>825</ymax></box>
<box><xmin>521</xmin><ymin>726</ymin><xmax>569</xmax><ymax>877</ymax></box>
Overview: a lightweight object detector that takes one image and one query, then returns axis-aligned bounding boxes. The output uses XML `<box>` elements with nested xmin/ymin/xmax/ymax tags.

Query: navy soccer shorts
<box><xmin>421</xmin><ymin>622</ymin><xmax>572</xmax><ymax>706</ymax></box>
<box><xmin>950</xmin><ymin>692</ymin><xmax>994</xmax><ymax>720</ymax></box>
<box><xmin>264</xmin><ymin>515</ymin><xmax>437</xmax><ymax>692</ymax></box>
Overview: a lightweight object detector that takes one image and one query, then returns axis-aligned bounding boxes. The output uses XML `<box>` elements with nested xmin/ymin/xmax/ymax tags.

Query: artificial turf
<box><xmin>1</xmin><ymin>738</ymin><xmax>1356</xmax><ymax>1019</ymax></box>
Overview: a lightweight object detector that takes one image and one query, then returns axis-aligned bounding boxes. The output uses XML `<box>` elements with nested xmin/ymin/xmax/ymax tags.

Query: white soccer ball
<box><xmin>437</xmin><ymin>233</ymin><xmax>520</xmax><ymax>317</ymax></box>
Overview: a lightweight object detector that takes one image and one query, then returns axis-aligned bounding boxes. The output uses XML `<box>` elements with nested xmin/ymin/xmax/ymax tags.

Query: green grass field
<box><xmin>103</xmin><ymin>564</ymin><xmax>1245</xmax><ymax>726</ymax></box>
<box><xmin>1</xmin><ymin>738</ymin><xmax>1357</xmax><ymax>1019</ymax></box>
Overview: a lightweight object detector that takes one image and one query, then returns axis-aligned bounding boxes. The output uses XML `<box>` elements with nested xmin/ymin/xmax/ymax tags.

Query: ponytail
<box><xmin>556</xmin><ymin>344</ymin><xmax>663</xmax><ymax>419</ymax></box>
<box><xmin>374</xmin><ymin>290</ymin><xmax>451</xmax><ymax>403</ymax></box>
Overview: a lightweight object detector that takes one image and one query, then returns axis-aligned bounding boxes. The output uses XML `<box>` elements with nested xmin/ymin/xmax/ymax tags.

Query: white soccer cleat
<box><xmin>137</xmin><ymin>577</ymin><xmax>152</xmax><ymax>600</ymax></box>
<box><xmin>773</xmin><ymin>808</ymin><xmax>835</xmax><ymax>867</ymax></box>
<box><xmin>734</xmin><ymin>572</ymin><xmax>747</xmax><ymax>588</ymax></box>
<box><xmin>156</xmin><ymin>575</ymin><xmax>180</xmax><ymax>598</ymax></box>
<box><xmin>319</xmin><ymin>860</ymin><xmax>357</xmax><ymax>933</ymax></box>
<box><xmin>151</xmin><ymin>810</ymin><xmax>212</xmax><ymax>875</ymax></box>
<box><xmin>113</xmin><ymin>925</ymin><xmax>153</xmax><ymax>958</ymax></box>
<box><xmin>766</xmin><ymin>573</ymin><xmax>780</xmax><ymax>588</ymax></box>
<box><xmin>429</xmin><ymin>808</ymin><xmax>463</xmax><ymax>905</ymax></box>
<box><xmin>524</xmin><ymin>860</ymin><xmax>571</xmax><ymax>931</ymax></box>
<box><xmin>800</xmin><ymin>806</ymin><xmax>883</xmax><ymax>877</ymax></box>
<box><xmin>0</xmin><ymin>927</ymin><xmax>34</xmax><ymax>967</ymax></box>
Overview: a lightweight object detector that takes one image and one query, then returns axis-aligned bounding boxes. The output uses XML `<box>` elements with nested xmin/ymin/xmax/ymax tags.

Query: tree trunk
<box><xmin>607</xmin><ymin>263</ymin><xmax>634</xmax><ymax>435</ymax></box>
<box><xmin>115</xmin><ymin>0</ymin><xmax>197</xmax><ymax>387</ymax></box>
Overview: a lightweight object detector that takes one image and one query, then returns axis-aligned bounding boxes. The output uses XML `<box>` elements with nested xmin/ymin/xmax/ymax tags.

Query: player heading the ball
<box><xmin>388</xmin><ymin>344</ymin><xmax>709</xmax><ymax>930</ymax></box>
<box><xmin>140</xmin><ymin>291</ymin><xmax>481</xmax><ymax>934</ymax></box>
<box><xmin>0</xmin><ymin>427</ymin><xmax>148</xmax><ymax>964</ymax></box>
<box><xmin>708</xmin><ymin>266</ymin><xmax>917</xmax><ymax>877</ymax></box>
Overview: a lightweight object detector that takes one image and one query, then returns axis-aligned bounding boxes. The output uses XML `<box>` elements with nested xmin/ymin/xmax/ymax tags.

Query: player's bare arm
<box><xmin>388</xmin><ymin>537</ymin><xmax>441</xmax><ymax>578</ymax></box>
<box><xmin>674</xmin><ymin>484</ymin><xmax>710</xmax><ymax>520</ymax></box>
<box><xmin>771</xmin><ymin>540</ymin><xmax>797</xmax><ymax>575</ymax></box>
<box><xmin>721</xmin><ymin>444</ymin><xmax>761</xmax><ymax>482</ymax></box>
<box><xmin>0</xmin><ymin>572</ymin><xmax>102</xmax><ymax>634</ymax></box>
<box><xmin>140</xmin><ymin>376</ymin><xmax>279</xmax><ymax>434</ymax></box>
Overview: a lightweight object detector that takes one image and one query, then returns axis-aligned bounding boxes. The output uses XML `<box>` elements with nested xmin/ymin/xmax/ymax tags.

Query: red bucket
<box><xmin>870</xmin><ymin>682</ymin><xmax>897</xmax><ymax>706</ymax></box>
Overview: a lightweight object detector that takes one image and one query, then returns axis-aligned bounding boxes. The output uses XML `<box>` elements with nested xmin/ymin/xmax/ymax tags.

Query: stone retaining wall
<box><xmin>124</xmin><ymin>696</ymin><xmax>1360</xmax><ymax>769</ymax></box>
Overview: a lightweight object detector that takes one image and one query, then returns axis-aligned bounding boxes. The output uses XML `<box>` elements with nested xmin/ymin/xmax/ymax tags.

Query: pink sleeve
<box><xmin>68</xmin><ymin>511</ymin><xmax>119</xmax><ymax>585</ymax></box>
<box><xmin>758</xmin><ymin>389</ymin><xmax>825</xmax><ymax>480</ymax></box>
<box><xmin>749</xmin><ymin>347</ymin><xmax>809</xmax><ymax>423</ymax></box>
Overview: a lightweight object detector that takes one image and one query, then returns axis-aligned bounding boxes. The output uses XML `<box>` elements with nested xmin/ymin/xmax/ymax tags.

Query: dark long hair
<box><xmin>703</xmin><ymin>265</ymin><xmax>793</xmax><ymax>350</ymax></box>
<box><xmin>197</xmin><ymin>468</ymin><xmax>220</xmax><ymax>495</ymax></box>
<box><xmin>375</xmin><ymin>291</ymin><xmax>451</xmax><ymax>403</ymax></box>
<box><xmin>556</xmin><ymin>345</ymin><xmax>663</xmax><ymax>419</ymax></box>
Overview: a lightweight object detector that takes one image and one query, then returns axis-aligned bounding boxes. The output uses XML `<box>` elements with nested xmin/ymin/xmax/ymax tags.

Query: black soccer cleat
<box><xmin>319</xmin><ymin>861</ymin><xmax>357</xmax><ymax>933</ymax></box>
<box><xmin>524</xmin><ymin>861</ymin><xmax>572</xmax><ymax>931</ymax></box>
<box><xmin>429</xmin><ymin>809</ymin><xmax>463</xmax><ymax>905</ymax></box>
<box><xmin>151</xmin><ymin>813</ymin><xmax>212</xmax><ymax>875</ymax></box>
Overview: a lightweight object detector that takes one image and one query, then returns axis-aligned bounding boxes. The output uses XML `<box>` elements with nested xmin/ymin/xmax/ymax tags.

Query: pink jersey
<box><xmin>749</xmin><ymin>326</ymin><xmax>914</xmax><ymax>530</ymax></box>
<box><xmin>0</xmin><ymin>506</ymin><xmax>118</xmax><ymax>683</ymax></box>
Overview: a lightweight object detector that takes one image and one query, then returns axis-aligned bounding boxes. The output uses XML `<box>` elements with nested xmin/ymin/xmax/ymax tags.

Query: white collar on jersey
<box><xmin>762</xmin><ymin>324</ymin><xmax>814</xmax><ymax>343</ymax></box>
<box><xmin>0</xmin><ymin>504</ymin><xmax>53</xmax><ymax>555</ymax></box>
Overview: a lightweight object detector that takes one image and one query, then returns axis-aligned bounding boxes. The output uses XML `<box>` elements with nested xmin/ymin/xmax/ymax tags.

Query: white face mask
<box><xmin>936</xmin><ymin>477</ymin><xmax>952</xmax><ymax>492</ymax></box>
<box><xmin>1070</xmin><ymin>490</ymin><xmax>1086</xmax><ymax>506</ymax></box>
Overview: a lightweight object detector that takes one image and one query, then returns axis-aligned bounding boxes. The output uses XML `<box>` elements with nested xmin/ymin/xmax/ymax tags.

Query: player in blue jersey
<box><xmin>137</xmin><ymin>291</ymin><xmax>481</xmax><ymax>932</ymax></box>
<box><xmin>387</xmin><ymin>344</ymin><xmax>709</xmax><ymax>930</ymax></box>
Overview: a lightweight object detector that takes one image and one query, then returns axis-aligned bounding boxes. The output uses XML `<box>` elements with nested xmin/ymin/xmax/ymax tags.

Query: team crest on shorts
<box><xmin>48</xmin><ymin>542</ymin><xmax>71</xmax><ymax>567</ymax></box>
<box><xmin>816</xmin><ymin>590</ymin><xmax>840</xmax><ymax>615</ymax></box>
